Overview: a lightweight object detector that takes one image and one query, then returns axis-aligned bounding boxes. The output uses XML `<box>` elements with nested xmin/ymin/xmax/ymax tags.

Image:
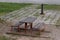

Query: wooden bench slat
<box><xmin>33</xmin><ymin>23</ymin><xmax>45</xmax><ymax>31</ymax></box>
<box><xmin>11</xmin><ymin>22</ymin><xmax>24</xmax><ymax>27</ymax></box>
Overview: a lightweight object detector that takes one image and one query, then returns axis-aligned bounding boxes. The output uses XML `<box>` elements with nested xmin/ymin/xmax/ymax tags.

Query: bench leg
<box><xmin>30</xmin><ymin>23</ymin><xmax>33</xmax><ymax>34</ymax></box>
<box><xmin>25</xmin><ymin>23</ymin><xmax>27</xmax><ymax>33</ymax></box>
<box><xmin>30</xmin><ymin>23</ymin><xmax>32</xmax><ymax>29</ymax></box>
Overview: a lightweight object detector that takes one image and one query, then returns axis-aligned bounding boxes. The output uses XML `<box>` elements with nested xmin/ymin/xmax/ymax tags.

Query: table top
<box><xmin>19</xmin><ymin>17</ymin><xmax>37</xmax><ymax>23</ymax></box>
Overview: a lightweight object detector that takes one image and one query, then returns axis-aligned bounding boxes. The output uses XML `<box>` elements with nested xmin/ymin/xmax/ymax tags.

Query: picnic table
<box><xmin>10</xmin><ymin>17</ymin><xmax>37</xmax><ymax>32</ymax></box>
<box><xmin>19</xmin><ymin>17</ymin><xmax>37</xmax><ymax>32</ymax></box>
<box><xmin>8</xmin><ymin>17</ymin><xmax>46</xmax><ymax>37</ymax></box>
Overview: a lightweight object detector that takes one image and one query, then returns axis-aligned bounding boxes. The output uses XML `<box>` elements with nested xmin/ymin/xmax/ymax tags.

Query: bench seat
<box><xmin>33</xmin><ymin>23</ymin><xmax>45</xmax><ymax>32</ymax></box>
<box><xmin>11</xmin><ymin>22</ymin><xmax>24</xmax><ymax>31</ymax></box>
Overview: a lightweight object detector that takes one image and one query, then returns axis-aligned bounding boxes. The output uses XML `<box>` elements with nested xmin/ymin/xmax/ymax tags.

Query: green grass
<box><xmin>0</xmin><ymin>36</ymin><xmax>17</xmax><ymax>40</ymax></box>
<box><xmin>0</xmin><ymin>2</ymin><xmax>32</xmax><ymax>16</ymax></box>
<box><xmin>33</xmin><ymin>12</ymin><xmax>40</xmax><ymax>17</ymax></box>
<box><xmin>37</xmin><ymin>4</ymin><xmax>60</xmax><ymax>10</ymax></box>
<box><xmin>0</xmin><ymin>36</ymin><xmax>9</xmax><ymax>40</ymax></box>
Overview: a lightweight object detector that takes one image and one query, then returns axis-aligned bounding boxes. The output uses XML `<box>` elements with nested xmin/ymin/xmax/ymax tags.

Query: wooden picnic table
<box><xmin>8</xmin><ymin>17</ymin><xmax>47</xmax><ymax>36</ymax></box>
<box><xmin>19</xmin><ymin>17</ymin><xmax>37</xmax><ymax>32</ymax></box>
<box><xmin>10</xmin><ymin>17</ymin><xmax>37</xmax><ymax>32</ymax></box>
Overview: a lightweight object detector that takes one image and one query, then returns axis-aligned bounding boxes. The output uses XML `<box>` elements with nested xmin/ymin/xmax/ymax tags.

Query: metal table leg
<box><xmin>30</xmin><ymin>23</ymin><xmax>33</xmax><ymax>34</ymax></box>
<box><xmin>25</xmin><ymin>23</ymin><xmax>27</xmax><ymax>33</ymax></box>
<box><xmin>30</xmin><ymin>23</ymin><xmax>32</xmax><ymax>29</ymax></box>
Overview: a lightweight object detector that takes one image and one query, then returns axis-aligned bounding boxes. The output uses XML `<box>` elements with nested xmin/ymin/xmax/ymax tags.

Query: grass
<box><xmin>0</xmin><ymin>2</ymin><xmax>32</xmax><ymax>16</ymax></box>
<box><xmin>37</xmin><ymin>4</ymin><xmax>60</xmax><ymax>10</ymax></box>
<box><xmin>0</xmin><ymin>35</ymin><xmax>17</xmax><ymax>40</ymax></box>
<box><xmin>0</xmin><ymin>36</ymin><xmax>9</xmax><ymax>40</ymax></box>
<box><xmin>33</xmin><ymin>12</ymin><xmax>40</xmax><ymax>17</ymax></box>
